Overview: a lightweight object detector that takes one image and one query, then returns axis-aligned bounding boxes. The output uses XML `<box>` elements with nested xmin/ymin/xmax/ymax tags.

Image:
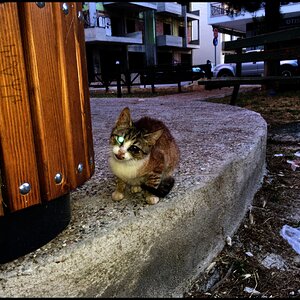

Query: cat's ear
<box><xmin>144</xmin><ymin>129</ymin><xmax>163</xmax><ymax>146</ymax></box>
<box><xmin>115</xmin><ymin>107</ymin><xmax>132</xmax><ymax>128</ymax></box>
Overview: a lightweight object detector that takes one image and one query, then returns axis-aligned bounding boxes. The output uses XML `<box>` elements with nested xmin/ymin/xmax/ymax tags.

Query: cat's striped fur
<box><xmin>109</xmin><ymin>107</ymin><xmax>180</xmax><ymax>205</ymax></box>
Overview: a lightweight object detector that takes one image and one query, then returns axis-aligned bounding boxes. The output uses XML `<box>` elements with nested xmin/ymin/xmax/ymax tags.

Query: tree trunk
<box><xmin>264</xmin><ymin>0</ymin><xmax>281</xmax><ymax>77</ymax></box>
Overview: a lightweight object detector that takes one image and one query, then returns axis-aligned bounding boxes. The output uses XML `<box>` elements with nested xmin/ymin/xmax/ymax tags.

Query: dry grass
<box><xmin>209</xmin><ymin>87</ymin><xmax>300</xmax><ymax>126</ymax></box>
<box><xmin>185</xmin><ymin>86</ymin><xmax>300</xmax><ymax>298</ymax></box>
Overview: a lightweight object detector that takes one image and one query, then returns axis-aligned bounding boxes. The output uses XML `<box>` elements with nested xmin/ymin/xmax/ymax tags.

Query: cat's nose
<box><xmin>115</xmin><ymin>150</ymin><xmax>125</xmax><ymax>160</ymax></box>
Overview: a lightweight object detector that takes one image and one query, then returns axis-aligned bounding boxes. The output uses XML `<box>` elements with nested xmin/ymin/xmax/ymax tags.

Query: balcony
<box><xmin>207</xmin><ymin>2</ymin><xmax>300</xmax><ymax>36</ymax></box>
<box><xmin>156</xmin><ymin>2</ymin><xmax>182</xmax><ymax>17</ymax></box>
<box><xmin>208</xmin><ymin>2</ymin><xmax>254</xmax><ymax>36</ymax></box>
<box><xmin>186</xmin><ymin>9</ymin><xmax>200</xmax><ymax>21</ymax></box>
<box><xmin>209</xmin><ymin>2</ymin><xmax>228</xmax><ymax>18</ymax></box>
<box><xmin>186</xmin><ymin>39</ymin><xmax>200</xmax><ymax>49</ymax></box>
<box><xmin>85</xmin><ymin>27</ymin><xmax>143</xmax><ymax>45</ymax></box>
<box><xmin>156</xmin><ymin>35</ymin><xmax>183</xmax><ymax>48</ymax></box>
<box><xmin>103</xmin><ymin>2</ymin><xmax>157</xmax><ymax>11</ymax></box>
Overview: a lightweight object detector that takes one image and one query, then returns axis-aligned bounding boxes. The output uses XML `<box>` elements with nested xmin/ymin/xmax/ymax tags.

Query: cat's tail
<box><xmin>141</xmin><ymin>177</ymin><xmax>175</xmax><ymax>198</ymax></box>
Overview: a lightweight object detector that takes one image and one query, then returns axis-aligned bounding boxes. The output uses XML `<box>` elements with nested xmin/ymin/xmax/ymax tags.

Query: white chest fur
<box><xmin>109</xmin><ymin>155</ymin><xmax>148</xmax><ymax>184</ymax></box>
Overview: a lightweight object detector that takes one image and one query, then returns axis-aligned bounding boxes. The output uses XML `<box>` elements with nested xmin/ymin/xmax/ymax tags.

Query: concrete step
<box><xmin>0</xmin><ymin>92</ymin><xmax>267</xmax><ymax>297</ymax></box>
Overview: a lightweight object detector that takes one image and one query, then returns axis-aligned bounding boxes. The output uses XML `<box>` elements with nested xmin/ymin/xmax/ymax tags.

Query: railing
<box><xmin>89</xmin><ymin>63</ymin><xmax>212</xmax><ymax>96</ymax></box>
<box><xmin>210</xmin><ymin>3</ymin><xmax>227</xmax><ymax>17</ymax></box>
<box><xmin>210</xmin><ymin>1</ymin><xmax>294</xmax><ymax>18</ymax></box>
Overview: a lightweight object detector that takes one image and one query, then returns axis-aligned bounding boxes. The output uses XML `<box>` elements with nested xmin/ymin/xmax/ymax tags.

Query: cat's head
<box><xmin>110</xmin><ymin>107</ymin><xmax>163</xmax><ymax>161</ymax></box>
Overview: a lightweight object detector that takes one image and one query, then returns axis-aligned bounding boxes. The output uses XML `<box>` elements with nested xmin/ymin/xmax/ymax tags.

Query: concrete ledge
<box><xmin>0</xmin><ymin>93</ymin><xmax>267</xmax><ymax>297</ymax></box>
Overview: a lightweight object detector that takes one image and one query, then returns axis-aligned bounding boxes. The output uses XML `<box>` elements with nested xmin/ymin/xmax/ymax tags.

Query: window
<box><xmin>98</xmin><ymin>16</ymin><xmax>106</xmax><ymax>28</ymax></box>
<box><xmin>111</xmin><ymin>16</ymin><xmax>124</xmax><ymax>36</ymax></box>
<box><xmin>178</xmin><ymin>26</ymin><xmax>185</xmax><ymax>38</ymax></box>
<box><xmin>157</xmin><ymin>52</ymin><xmax>173</xmax><ymax>65</ymax></box>
<box><xmin>126</xmin><ymin>19</ymin><xmax>136</xmax><ymax>33</ymax></box>
<box><xmin>181</xmin><ymin>54</ymin><xmax>191</xmax><ymax>65</ymax></box>
<box><xmin>163</xmin><ymin>23</ymin><xmax>171</xmax><ymax>35</ymax></box>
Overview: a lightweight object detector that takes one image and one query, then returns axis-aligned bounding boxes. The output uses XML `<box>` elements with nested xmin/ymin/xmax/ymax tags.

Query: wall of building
<box><xmin>192</xmin><ymin>2</ymin><xmax>222</xmax><ymax>67</ymax></box>
<box><xmin>85</xmin><ymin>2</ymin><xmax>197</xmax><ymax>84</ymax></box>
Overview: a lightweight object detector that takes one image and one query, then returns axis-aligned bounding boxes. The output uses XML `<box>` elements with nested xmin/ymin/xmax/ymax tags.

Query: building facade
<box><xmin>206</xmin><ymin>2</ymin><xmax>300</xmax><ymax>64</ymax></box>
<box><xmin>191</xmin><ymin>2</ymin><xmax>222</xmax><ymax>67</ymax></box>
<box><xmin>83</xmin><ymin>2</ymin><xmax>200</xmax><ymax>84</ymax></box>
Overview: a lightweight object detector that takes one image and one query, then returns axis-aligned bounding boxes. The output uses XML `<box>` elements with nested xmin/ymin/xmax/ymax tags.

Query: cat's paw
<box><xmin>146</xmin><ymin>195</ymin><xmax>160</xmax><ymax>205</ymax></box>
<box><xmin>112</xmin><ymin>191</ymin><xmax>124</xmax><ymax>201</ymax></box>
<box><xmin>131</xmin><ymin>185</ymin><xmax>142</xmax><ymax>193</ymax></box>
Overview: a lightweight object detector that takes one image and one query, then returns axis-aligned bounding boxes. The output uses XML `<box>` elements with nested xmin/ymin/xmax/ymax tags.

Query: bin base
<box><xmin>0</xmin><ymin>194</ymin><xmax>71</xmax><ymax>264</ymax></box>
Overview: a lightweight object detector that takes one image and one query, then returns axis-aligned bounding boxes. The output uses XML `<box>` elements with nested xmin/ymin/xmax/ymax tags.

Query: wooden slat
<box><xmin>54</xmin><ymin>2</ymin><xmax>94</xmax><ymax>189</ymax></box>
<box><xmin>0</xmin><ymin>3</ymin><xmax>41</xmax><ymax>212</ymax></box>
<box><xmin>0</xmin><ymin>171</ymin><xmax>4</xmax><ymax>216</ymax></box>
<box><xmin>74</xmin><ymin>2</ymin><xmax>95</xmax><ymax>179</ymax></box>
<box><xmin>0</xmin><ymin>201</ymin><xmax>3</xmax><ymax>217</ymax></box>
<box><xmin>18</xmin><ymin>3</ymin><xmax>70</xmax><ymax>200</ymax></box>
<box><xmin>198</xmin><ymin>76</ymin><xmax>300</xmax><ymax>87</ymax></box>
<box><xmin>223</xmin><ymin>27</ymin><xmax>300</xmax><ymax>51</ymax></box>
<box><xmin>225</xmin><ymin>46</ymin><xmax>300</xmax><ymax>63</ymax></box>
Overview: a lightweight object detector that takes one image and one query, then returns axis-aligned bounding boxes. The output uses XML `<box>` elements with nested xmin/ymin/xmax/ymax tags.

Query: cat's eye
<box><xmin>116</xmin><ymin>136</ymin><xmax>124</xmax><ymax>145</ymax></box>
<box><xmin>128</xmin><ymin>145</ymin><xmax>140</xmax><ymax>154</ymax></box>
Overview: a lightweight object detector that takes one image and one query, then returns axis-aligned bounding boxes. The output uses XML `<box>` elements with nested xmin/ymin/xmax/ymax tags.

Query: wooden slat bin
<box><xmin>0</xmin><ymin>2</ymin><xmax>94</xmax><ymax>263</ymax></box>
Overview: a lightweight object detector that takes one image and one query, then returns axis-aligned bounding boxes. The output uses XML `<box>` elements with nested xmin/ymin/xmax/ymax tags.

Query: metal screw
<box><xmin>62</xmin><ymin>3</ymin><xmax>69</xmax><ymax>15</ymax></box>
<box><xmin>77</xmin><ymin>163</ymin><xmax>84</xmax><ymax>174</ymax></box>
<box><xmin>89</xmin><ymin>156</ymin><xmax>94</xmax><ymax>165</ymax></box>
<box><xmin>78</xmin><ymin>11</ymin><xmax>84</xmax><ymax>22</ymax></box>
<box><xmin>54</xmin><ymin>173</ymin><xmax>63</xmax><ymax>184</ymax></box>
<box><xmin>36</xmin><ymin>2</ymin><xmax>45</xmax><ymax>8</ymax></box>
<box><xmin>19</xmin><ymin>183</ymin><xmax>31</xmax><ymax>195</ymax></box>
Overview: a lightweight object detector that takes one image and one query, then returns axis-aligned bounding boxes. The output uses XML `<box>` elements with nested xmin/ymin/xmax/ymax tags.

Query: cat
<box><xmin>109</xmin><ymin>107</ymin><xmax>180</xmax><ymax>205</ymax></box>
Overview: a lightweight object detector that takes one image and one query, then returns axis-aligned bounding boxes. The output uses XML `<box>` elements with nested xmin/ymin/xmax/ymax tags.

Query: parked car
<box><xmin>213</xmin><ymin>51</ymin><xmax>299</xmax><ymax>78</ymax></box>
<box><xmin>140</xmin><ymin>65</ymin><xmax>205</xmax><ymax>85</ymax></box>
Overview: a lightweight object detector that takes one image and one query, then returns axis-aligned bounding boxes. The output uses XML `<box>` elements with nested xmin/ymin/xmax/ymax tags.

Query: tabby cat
<box><xmin>109</xmin><ymin>107</ymin><xmax>180</xmax><ymax>205</ymax></box>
